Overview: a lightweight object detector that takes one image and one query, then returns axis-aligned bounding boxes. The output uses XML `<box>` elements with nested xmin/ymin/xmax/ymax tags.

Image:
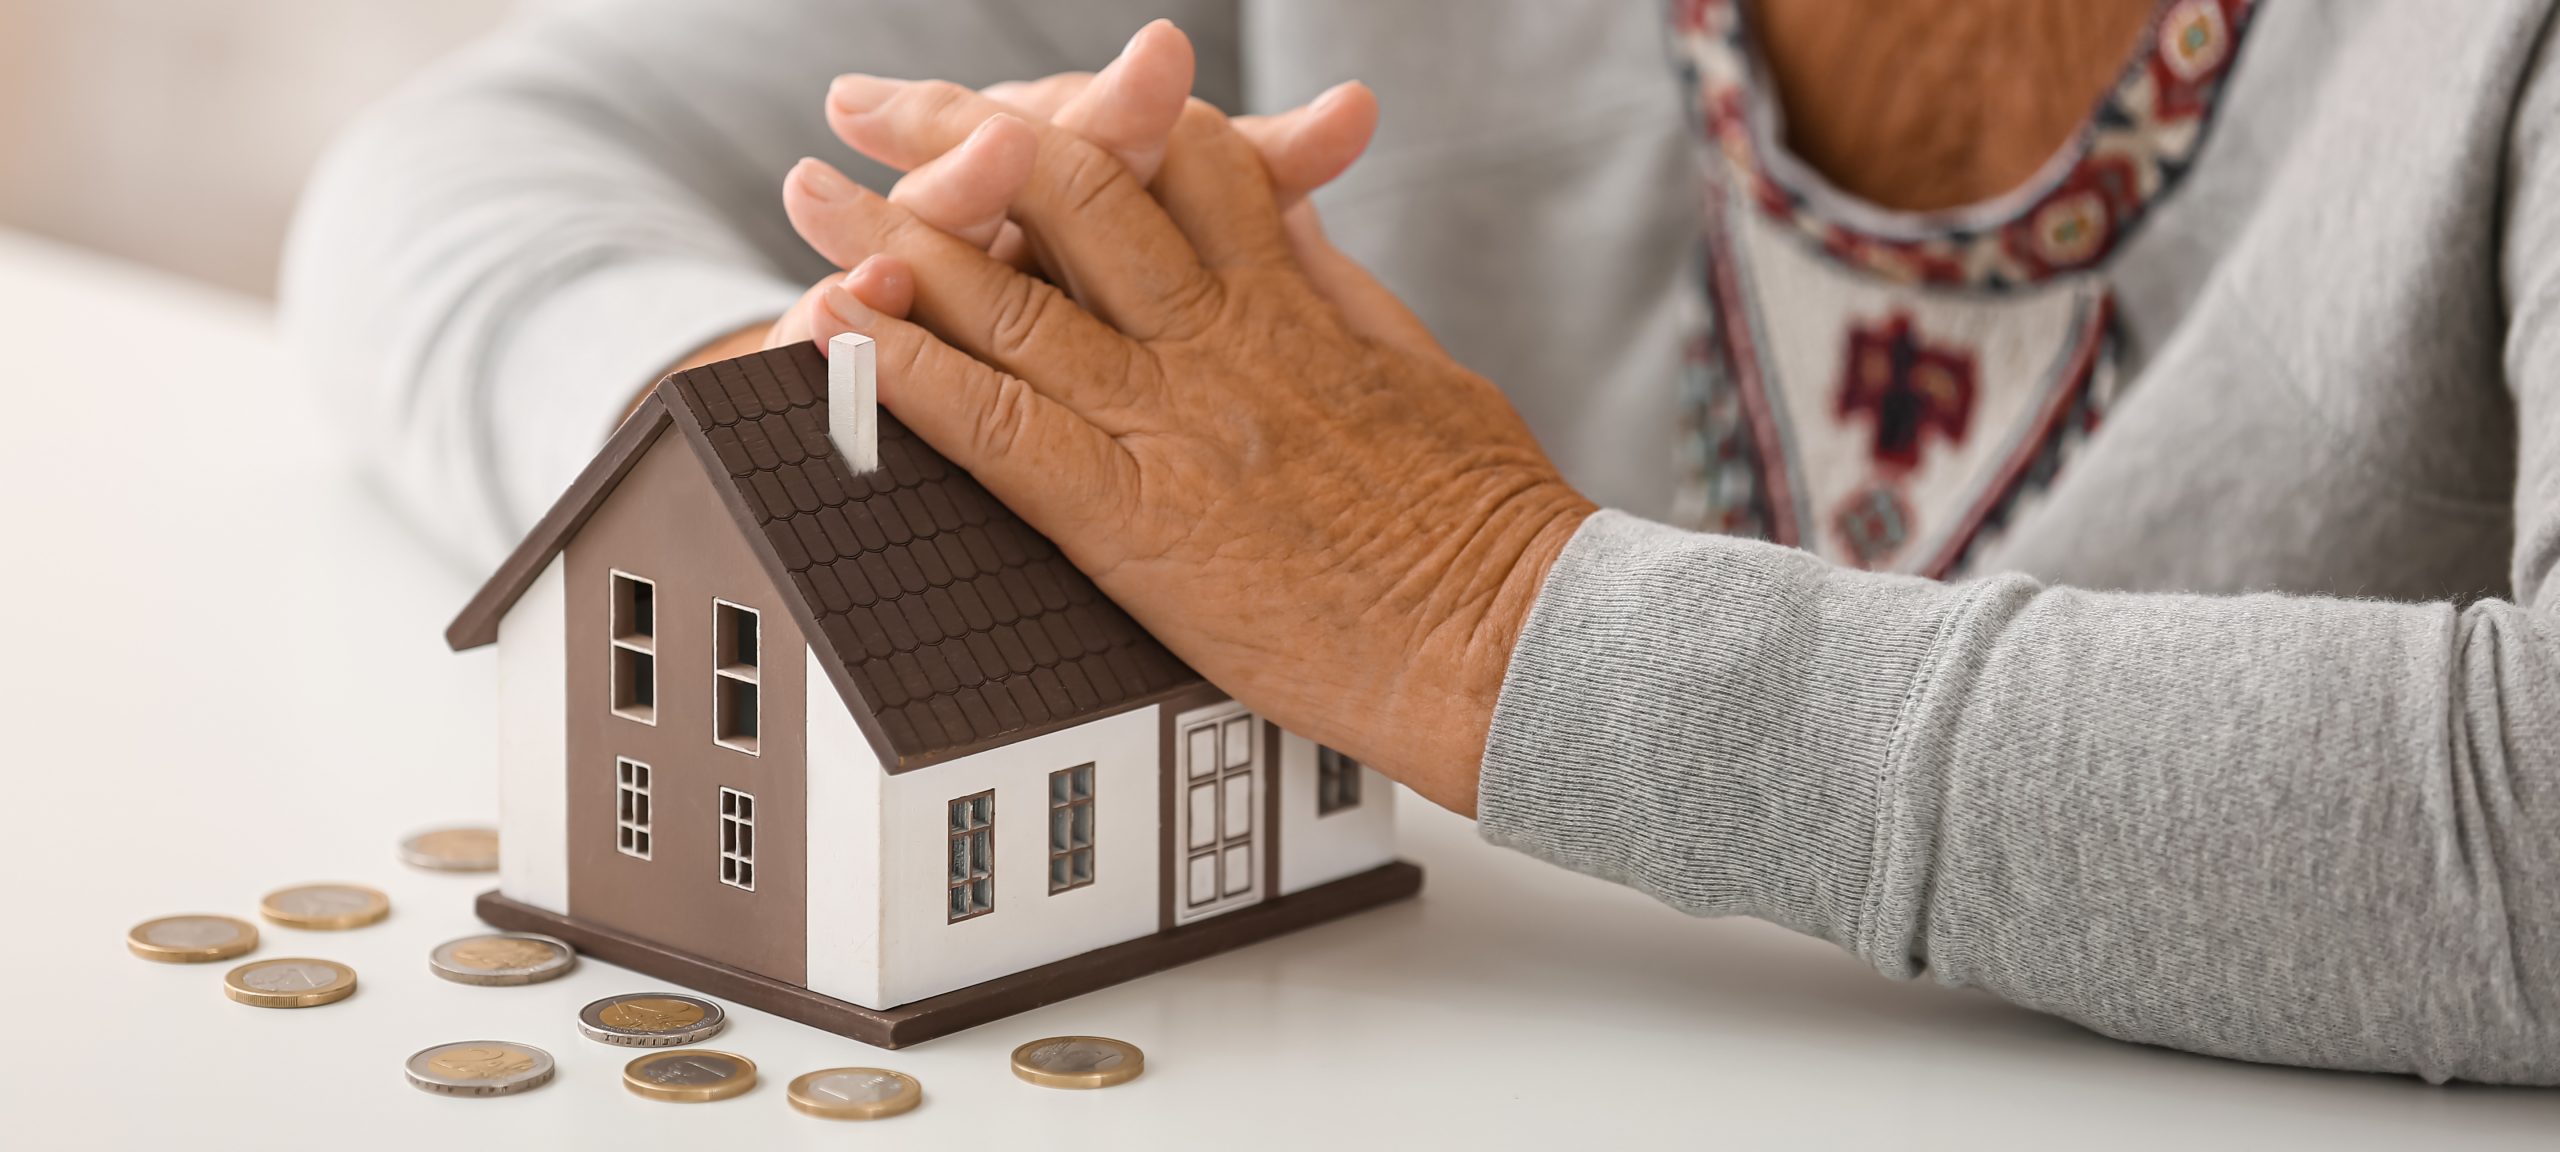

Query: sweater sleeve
<box><xmin>1479</xmin><ymin>18</ymin><xmax>2560</xmax><ymax>1086</ymax></box>
<box><xmin>279</xmin><ymin>0</ymin><xmax>1241</xmax><ymax>568</ymax></box>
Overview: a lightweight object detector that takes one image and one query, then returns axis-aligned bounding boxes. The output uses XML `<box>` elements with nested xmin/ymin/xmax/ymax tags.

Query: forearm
<box><xmin>1480</xmin><ymin>511</ymin><xmax>2560</xmax><ymax>1084</ymax></box>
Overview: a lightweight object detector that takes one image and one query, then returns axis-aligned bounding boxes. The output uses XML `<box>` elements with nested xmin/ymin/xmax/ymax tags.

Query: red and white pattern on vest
<box><xmin>1665</xmin><ymin>0</ymin><xmax>2254</xmax><ymax>576</ymax></box>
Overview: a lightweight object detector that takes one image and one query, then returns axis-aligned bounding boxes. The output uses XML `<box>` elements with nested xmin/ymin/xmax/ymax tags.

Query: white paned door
<box><xmin>1173</xmin><ymin>701</ymin><xmax>1263</xmax><ymax>924</ymax></box>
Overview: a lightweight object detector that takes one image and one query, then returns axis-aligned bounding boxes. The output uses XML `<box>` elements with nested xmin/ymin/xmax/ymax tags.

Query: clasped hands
<box><xmin>768</xmin><ymin>21</ymin><xmax>1592</xmax><ymax>814</ymax></box>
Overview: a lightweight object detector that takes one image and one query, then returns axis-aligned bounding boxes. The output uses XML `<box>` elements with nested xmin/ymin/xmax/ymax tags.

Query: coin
<box><xmin>577</xmin><ymin>992</ymin><xmax>727</xmax><ymax>1047</ymax></box>
<box><xmin>1010</xmin><ymin>1035</ymin><xmax>1144</xmax><ymax>1089</ymax></box>
<box><xmin>224</xmin><ymin>957</ymin><xmax>357</xmax><ymax>1008</ymax></box>
<box><xmin>404</xmin><ymin>1041</ymin><xmax>556</xmax><ymax>1097</ymax></box>
<box><xmin>623</xmin><ymin>1050</ymin><xmax>756</xmax><ymax>1102</ymax></box>
<box><xmin>428</xmin><ymin>933</ymin><xmax>575</xmax><ymax>986</ymax></box>
<box><xmin>127</xmin><ymin>914</ymin><xmax>258</xmax><ymax>963</ymax></box>
<box><xmin>398</xmin><ymin>826</ymin><xmax>499</xmax><ymax>873</ymax></box>
<box><xmin>259</xmin><ymin>883</ymin><xmax>390</xmax><ymax>930</ymax></box>
<box><xmin>788</xmin><ymin>1068</ymin><xmax>922</xmax><ymax>1120</ymax></box>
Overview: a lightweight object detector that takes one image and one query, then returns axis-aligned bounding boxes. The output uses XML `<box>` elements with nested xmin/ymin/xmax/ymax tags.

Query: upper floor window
<box><xmin>948</xmin><ymin>790</ymin><xmax>994</xmax><ymax>922</ymax></box>
<box><xmin>713</xmin><ymin>600</ymin><xmax>760</xmax><ymax>755</ymax></box>
<box><xmin>609</xmin><ymin>572</ymin><xmax>656</xmax><ymax>724</ymax></box>
<box><xmin>616</xmin><ymin>757</ymin><xmax>653</xmax><ymax>859</ymax></box>
<box><xmin>719</xmin><ymin>787</ymin><xmax>756</xmax><ymax>891</ymax></box>
<box><xmin>1049</xmin><ymin>764</ymin><xmax>1095</xmax><ymax>894</ymax></box>
<box><xmin>1317</xmin><ymin>747</ymin><xmax>1363</xmax><ymax>816</ymax></box>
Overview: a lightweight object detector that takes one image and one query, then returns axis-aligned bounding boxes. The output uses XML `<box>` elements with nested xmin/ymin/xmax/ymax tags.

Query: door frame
<box><xmin>1164</xmin><ymin>696</ymin><xmax>1266</xmax><ymax>926</ymax></box>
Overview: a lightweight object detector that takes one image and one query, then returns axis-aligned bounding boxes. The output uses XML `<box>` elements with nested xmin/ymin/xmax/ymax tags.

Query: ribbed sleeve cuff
<box><xmin>1477</xmin><ymin>510</ymin><xmax>1973</xmax><ymax>953</ymax></box>
<box><xmin>490</xmin><ymin>258</ymin><xmax>801</xmax><ymax>538</ymax></box>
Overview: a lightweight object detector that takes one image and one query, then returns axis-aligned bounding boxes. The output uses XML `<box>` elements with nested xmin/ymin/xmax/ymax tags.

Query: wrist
<box><xmin>1391</xmin><ymin>486</ymin><xmax>1593</xmax><ymax>816</ymax></box>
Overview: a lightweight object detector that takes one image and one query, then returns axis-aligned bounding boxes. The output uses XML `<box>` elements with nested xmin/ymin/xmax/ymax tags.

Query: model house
<box><xmin>446</xmin><ymin>338</ymin><xmax>1419</xmax><ymax>1048</ymax></box>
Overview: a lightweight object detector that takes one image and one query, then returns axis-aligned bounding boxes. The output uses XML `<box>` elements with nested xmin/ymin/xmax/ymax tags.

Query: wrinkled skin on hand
<box><xmin>780</xmin><ymin>83</ymin><xmax>1593</xmax><ymax>815</ymax></box>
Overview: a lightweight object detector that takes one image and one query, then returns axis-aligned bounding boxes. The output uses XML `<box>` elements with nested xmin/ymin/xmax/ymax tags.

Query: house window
<box><xmin>1049</xmin><ymin>764</ymin><xmax>1095</xmax><ymax>894</ymax></box>
<box><xmin>610</xmin><ymin>572</ymin><xmax>656</xmax><ymax>724</ymax></box>
<box><xmin>719</xmin><ymin>788</ymin><xmax>755</xmax><ymax>891</ymax></box>
<box><xmin>948</xmin><ymin>790</ymin><xmax>994</xmax><ymax>922</ymax></box>
<box><xmin>713</xmin><ymin>600</ymin><xmax>760</xmax><ymax>755</ymax></box>
<box><xmin>616</xmin><ymin>757</ymin><xmax>652</xmax><ymax>859</ymax></box>
<box><xmin>1317</xmin><ymin>747</ymin><xmax>1363</xmax><ymax>816</ymax></box>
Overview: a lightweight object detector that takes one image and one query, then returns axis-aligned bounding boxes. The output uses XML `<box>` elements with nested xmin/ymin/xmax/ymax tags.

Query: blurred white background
<box><xmin>0</xmin><ymin>0</ymin><xmax>520</xmax><ymax>294</ymax></box>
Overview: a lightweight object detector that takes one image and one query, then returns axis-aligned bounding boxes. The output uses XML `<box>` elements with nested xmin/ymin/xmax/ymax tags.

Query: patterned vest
<box><xmin>1668</xmin><ymin>0</ymin><xmax>2256</xmax><ymax>575</ymax></box>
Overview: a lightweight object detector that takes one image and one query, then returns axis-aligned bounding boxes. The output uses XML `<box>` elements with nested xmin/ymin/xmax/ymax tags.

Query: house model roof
<box><xmin>447</xmin><ymin>342</ymin><xmax>1203</xmax><ymax>772</ymax></box>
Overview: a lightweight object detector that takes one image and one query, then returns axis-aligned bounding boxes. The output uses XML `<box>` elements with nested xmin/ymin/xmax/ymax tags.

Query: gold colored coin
<box><xmin>127</xmin><ymin>914</ymin><xmax>258</xmax><ymax>963</ymax></box>
<box><xmin>1009</xmin><ymin>1035</ymin><xmax>1144</xmax><ymax>1089</ymax></box>
<box><xmin>224</xmin><ymin>957</ymin><xmax>358</xmax><ymax>1008</ymax></box>
<box><xmin>259</xmin><ymin>883</ymin><xmax>391</xmax><ymax>930</ymax></box>
<box><xmin>623</xmin><ymin>1050</ymin><xmax>757</xmax><ymax>1102</ymax></box>
<box><xmin>600</xmin><ymin>997</ymin><xmax>705</xmax><ymax>1031</ymax></box>
<box><xmin>398</xmin><ymin>826</ymin><xmax>500</xmax><ymax>872</ymax></box>
<box><xmin>788</xmin><ymin>1068</ymin><xmax>923</xmax><ymax>1120</ymax></box>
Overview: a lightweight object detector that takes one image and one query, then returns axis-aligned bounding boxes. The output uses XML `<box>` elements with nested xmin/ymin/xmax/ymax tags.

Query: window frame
<box><xmin>711</xmin><ymin>599</ymin><xmax>761</xmax><ymax>755</ymax></box>
<box><xmin>609</xmin><ymin>571</ymin><xmax>658</xmax><ymax>725</ymax></box>
<box><xmin>947</xmin><ymin>790</ymin><xmax>995</xmax><ymax>922</ymax></box>
<box><xmin>616</xmin><ymin>757</ymin><xmax>653</xmax><ymax>860</ymax></box>
<box><xmin>1317</xmin><ymin>747</ymin><xmax>1363</xmax><ymax>817</ymax></box>
<box><xmin>1048</xmin><ymin>764</ymin><xmax>1096</xmax><ymax>894</ymax></box>
<box><xmin>718</xmin><ymin>787</ymin><xmax>756</xmax><ymax>891</ymax></box>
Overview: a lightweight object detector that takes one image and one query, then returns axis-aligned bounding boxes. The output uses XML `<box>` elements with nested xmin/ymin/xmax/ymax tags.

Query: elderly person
<box><xmin>285</xmin><ymin>0</ymin><xmax>2560</xmax><ymax>1084</ymax></box>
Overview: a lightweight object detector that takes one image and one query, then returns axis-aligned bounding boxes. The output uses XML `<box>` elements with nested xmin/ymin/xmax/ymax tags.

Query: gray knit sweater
<box><xmin>284</xmin><ymin>0</ymin><xmax>2560</xmax><ymax>1083</ymax></box>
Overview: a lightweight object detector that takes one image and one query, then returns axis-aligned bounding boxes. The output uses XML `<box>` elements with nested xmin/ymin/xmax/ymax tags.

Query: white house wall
<box><xmin>1275</xmin><ymin>729</ymin><xmax>1397</xmax><ymax>896</ymax></box>
<box><xmin>878</xmin><ymin>706</ymin><xmax>1161</xmax><ymax>1007</ymax></box>
<box><xmin>495</xmin><ymin>553</ymin><xmax>569</xmax><ymax>913</ymax></box>
<box><xmin>804</xmin><ymin>646</ymin><xmax>886</xmax><ymax>1008</ymax></box>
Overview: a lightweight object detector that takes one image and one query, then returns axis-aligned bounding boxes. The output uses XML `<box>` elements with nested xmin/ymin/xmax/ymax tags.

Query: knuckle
<box><xmin>1052</xmin><ymin>136</ymin><xmax>1136</xmax><ymax>215</ymax></box>
<box><xmin>971</xmin><ymin>371</ymin><xmax>1039</xmax><ymax>462</ymax></box>
<box><xmin>1151</xmin><ymin>273</ymin><xmax>1226</xmax><ymax>343</ymax></box>
<box><xmin>987</xmin><ymin>275</ymin><xmax>1068</xmax><ymax>361</ymax></box>
<box><xmin>906</xmin><ymin>79</ymin><xmax>973</xmax><ymax>121</ymax></box>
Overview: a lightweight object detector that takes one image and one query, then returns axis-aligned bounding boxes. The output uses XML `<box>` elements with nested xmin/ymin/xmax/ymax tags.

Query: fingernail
<box><xmin>1130</xmin><ymin>18</ymin><xmax>1175</xmax><ymax>52</ymax></box>
<box><xmin>829</xmin><ymin>73</ymin><xmax>903</xmax><ymax>116</ymax></box>
<box><xmin>791</xmin><ymin>157</ymin><xmax>855</xmax><ymax>200</ymax></box>
<box><xmin>818</xmin><ymin>283</ymin><xmax>879</xmax><ymax>336</ymax></box>
<box><xmin>1312</xmin><ymin>81</ymin><xmax>1353</xmax><ymax>112</ymax></box>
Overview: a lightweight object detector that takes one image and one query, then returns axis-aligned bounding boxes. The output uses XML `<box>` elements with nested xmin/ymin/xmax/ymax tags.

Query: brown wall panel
<box><xmin>566</xmin><ymin>434</ymin><xmax>809</xmax><ymax>984</ymax></box>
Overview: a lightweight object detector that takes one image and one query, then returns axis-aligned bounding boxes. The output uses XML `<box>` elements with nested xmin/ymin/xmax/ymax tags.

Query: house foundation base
<box><xmin>476</xmin><ymin>860</ymin><xmax>1424</xmax><ymax>1049</ymax></box>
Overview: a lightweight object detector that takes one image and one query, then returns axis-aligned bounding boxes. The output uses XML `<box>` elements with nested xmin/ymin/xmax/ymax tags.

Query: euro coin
<box><xmin>1010</xmin><ymin>1035</ymin><xmax>1144</xmax><ymax>1089</ymax></box>
<box><xmin>428</xmin><ymin>933</ymin><xmax>574</xmax><ymax>986</ymax></box>
<box><xmin>224</xmin><ymin>957</ymin><xmax>357</xmax><ymax>1008</ymax></box>
<box><xmin>623</xmin><ymin>1050</ymin><xmax>757</xmax><ymax>1102</ymax></box>
<box><xmin>788</xmin><ymin>1067</ymin><xmax>922</xmax><ymax>1120</ymax></box>
<box><xmin>398</xmin><ymin>827</ymin><xmax>499</xmax><ymax>873</ymax></box>
<box><xmin>577</xmin><ymin>992</ymin><xmax>726</xmax><ymax>1047</ymax></box>
<box><xmin>405</xmin><ymin>1041</ymin><xmax>556</xmax><ymax>1097</ymax></box>
<box><xmin>127</xmin><ymin>914</ymin><xmax>257</xmax><ymax>963</ymax></box>
<box><xmin>259</xmin><ymin>883</ymin><xmax>390</xmax><ymax>930</ymax></box>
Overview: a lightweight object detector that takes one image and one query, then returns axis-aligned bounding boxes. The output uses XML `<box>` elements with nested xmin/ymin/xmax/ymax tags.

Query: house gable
<box><xmin>450</xmin><ymin>342</ymin><xmax>1205</xmax><ymax>774</ymax></box>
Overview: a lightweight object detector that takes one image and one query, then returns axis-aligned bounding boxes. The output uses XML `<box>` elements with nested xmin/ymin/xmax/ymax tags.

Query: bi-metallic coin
<box><xmin>224</xmin><ymin>957</ymin><xmax>358</xmax><ymax>1008</ymax></box>
<box><xmin>127</xmin><ymin>914</ymin><xmax>258</xmax><ymax>963</ymax></box>
<box><xmin>788</xmin><ymin>1067</ymin><xmax>923</xmax><ymax>1120</ymax></box>
<box><xmin>428</xmin><ymin>933</ymin><xmax>575</xmax><ymax>986</ymax></box>
<box><xmin>259</xmin><ymin>883</ymin><xmax>391</xmax><ymax>930</ymax></box>
<box><xmin>404</xmin><ymin>1041</ymin><xmax>556</xmax><ymax>1097</ymax></box>
<box><xmin>398</xmin><ymin>826</ymin><xmax>500</xmax><ymax>873</ymax></box>
<box><xmin>1010</xmin><ymin>1035</ymin><xmax>1145</xmax><ymax>1089</ymax></box>
<box><xmin>577</xmin><ymin>992</ymin><xmax>727</xmax><ymax>1047</ymax></box>
<box><xmin>623</xmin><ymin>1049</ymin><xmax>757</xmax><ymax>1102</ymax></box>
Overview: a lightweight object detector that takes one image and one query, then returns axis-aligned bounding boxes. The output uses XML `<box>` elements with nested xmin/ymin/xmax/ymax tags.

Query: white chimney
<box><xmin>828</xmin><ymin>332</ymin><xmax>879</xmax><ymax>474</ymax></box>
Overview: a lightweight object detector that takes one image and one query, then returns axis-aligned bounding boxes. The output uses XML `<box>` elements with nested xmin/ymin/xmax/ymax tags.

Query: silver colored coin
<box><xmin>428</xmin><ymin>933</ymin><xmax>575</xmax><ymax>986</ymax></box>
<box><xmin>577</xmin><ymin>992</ymin><xmax>727</xmax><ymax>1047</ymax></box>
<box><xmin>140</xmin><ymin>917</ymin><xmax>248</xmax><ymax>950</ymax></box>
<box><xmin>405</xmin><ymin>1041</ymin><xmax>557</xmax><ymax>1097</ymax></box>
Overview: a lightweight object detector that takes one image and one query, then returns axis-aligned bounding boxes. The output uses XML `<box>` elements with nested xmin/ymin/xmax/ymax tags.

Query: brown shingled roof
<box><xmin>447</xmin><ymin>342</ymin><xmax>1203</xmax><ymax>772</ymax></box>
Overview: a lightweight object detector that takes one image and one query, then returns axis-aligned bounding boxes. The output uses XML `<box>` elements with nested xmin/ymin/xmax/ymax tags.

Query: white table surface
<box><xmin>1</xmin><ymin>229</ymin><xmax>2555</xmax><ymax>1149</ymax></box>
